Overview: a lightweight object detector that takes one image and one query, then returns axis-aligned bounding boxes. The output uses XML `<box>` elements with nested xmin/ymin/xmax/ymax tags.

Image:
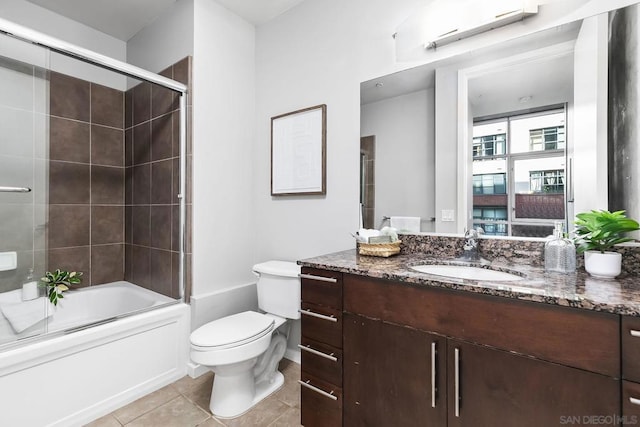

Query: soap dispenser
<box><xmin>544</xmin><ymin>221</ymin><xmax>576</xmax><ymax>273</ymax></box>
<box><xmin>22</xmin><ymin>268</ymin><xmax>39</xmax><ymax>301</ymax></box>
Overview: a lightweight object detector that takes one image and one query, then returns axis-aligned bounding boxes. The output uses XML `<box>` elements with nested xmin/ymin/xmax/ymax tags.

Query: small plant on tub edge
<box><xmin>40</xmin><ymin>269</ymin><xmax>83</xmax><ymax>305</ymax></box>
<box><xmin>573</xmin><ymin>210</ymin><xmax>640</xmax><ymax>254</ymax></box>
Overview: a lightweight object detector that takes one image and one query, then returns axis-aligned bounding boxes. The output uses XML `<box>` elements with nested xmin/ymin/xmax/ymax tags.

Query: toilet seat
<box><xmin>190</xmin><ymin>311</ymin><xmax>275</xmax><ymax>351</ymax></box>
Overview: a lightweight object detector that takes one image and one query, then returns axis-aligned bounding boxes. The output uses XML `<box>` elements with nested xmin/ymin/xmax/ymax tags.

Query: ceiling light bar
<box><xmin>425</xmin><ymin>6</ymin><xmax>538</xmax><ymax>50</ymax></box>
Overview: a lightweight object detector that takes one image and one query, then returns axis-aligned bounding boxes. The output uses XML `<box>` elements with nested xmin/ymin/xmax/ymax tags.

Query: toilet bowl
<box><xmin>189</xmin><ymin>261</ymin><xmax>300</xmax><ymax>418</ymax></box>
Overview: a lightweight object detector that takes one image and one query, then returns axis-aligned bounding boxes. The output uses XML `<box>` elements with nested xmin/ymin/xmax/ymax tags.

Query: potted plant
<box><xmin>574</xmin><ymin>210</ymin><xmax>640</xmax><ymax>279</ymax></box>
<box><xmin>40</xmin><ymin>269</ymin><xmax>83</xmax><ymax>305</ymax></box>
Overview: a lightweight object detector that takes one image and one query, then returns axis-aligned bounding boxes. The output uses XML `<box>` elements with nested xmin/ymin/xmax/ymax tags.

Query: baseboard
<box><xmin>284</xmin><ymin>348</ymin><xmax>301</xmax><ymax>364</ymax></box>
<box><xmin>187</xmin><ymin>361</ymin><xmax>210</xmax><ymax>378</ymax></box>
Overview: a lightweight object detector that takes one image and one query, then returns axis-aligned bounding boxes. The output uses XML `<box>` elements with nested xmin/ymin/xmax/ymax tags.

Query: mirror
<box><xmin>360</xmin><ymin>3</ymin><xmax>639</xmax><ymax>238</ymax></box>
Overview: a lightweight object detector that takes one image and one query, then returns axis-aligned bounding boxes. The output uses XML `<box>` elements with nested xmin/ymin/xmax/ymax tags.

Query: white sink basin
<box><xmin>411</xmin><ymin>264</ymin><xmax>524</xmax><ymax>281</ymax></box>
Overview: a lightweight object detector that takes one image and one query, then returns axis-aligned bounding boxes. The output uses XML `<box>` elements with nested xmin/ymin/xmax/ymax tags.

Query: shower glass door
<box><xmin>0</xmin><ymin>33</ymin><xmax>50</xmax><ymax>346</ymax></box>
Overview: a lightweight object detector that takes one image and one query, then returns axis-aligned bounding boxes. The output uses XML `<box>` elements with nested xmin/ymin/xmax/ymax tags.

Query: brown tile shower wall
<box><xmin>124</xmin><ymin>57</ymin><xmax>192</xmax><ymax>299</ymax></box>
<box><xmin>47</xmin><ymin>56</ymin><xmax>192</xmax><ymax>299</ymax></box>
<box><xmin>47</xmin><ymin>71</ymin><xmax>125</xmax><ymax>287</ymax></box>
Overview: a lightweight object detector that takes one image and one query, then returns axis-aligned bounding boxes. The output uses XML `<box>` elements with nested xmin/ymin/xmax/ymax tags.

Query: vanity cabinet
<box><xmin>299</xmin><ymin>267</ymin><xmax>343</xmax><ymax>427</ymax></box>
<box><xmin>447</xmin><ymin>339</ymin><xmax>619</xmax><ymax>427</ymax></box>
<box><xmin>343</xmin><ymin>313</ymin><xmax>447</xmax><ymax>426</ymax></box>
<box><xmin>341</xmin><ymin>273</ymin><xmax>621</xmax><ymax>426</ymax></box>
<box><xmin>622</xmin><ymin>316</ymin><xmax>640</xmax><ymax>418</ymax></box>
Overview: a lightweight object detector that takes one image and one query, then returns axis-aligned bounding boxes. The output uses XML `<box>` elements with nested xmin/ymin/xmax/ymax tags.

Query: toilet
<box><xmin>190</xmin><ymin>260</ymin><xmax>301</xmax><ymax>418</ymax></box>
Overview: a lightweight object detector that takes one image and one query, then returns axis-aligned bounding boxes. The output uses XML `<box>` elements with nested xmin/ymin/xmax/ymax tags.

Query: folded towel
<box><xmin>390</xmin><ymin>216</ymin><xmax>421</xmax><ymax>233</ymax></box>
<box><xmin>0</xmin><ymin>297</ymin><xmax>49</xmax><ymax>333</ymax></box>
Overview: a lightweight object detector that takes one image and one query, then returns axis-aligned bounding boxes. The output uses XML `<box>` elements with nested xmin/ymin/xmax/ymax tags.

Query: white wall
<box><xmin>254</xmin><ymin>0</ymin><xmax>424</xmax><ymax>264</ymax></box>
<box><xmin>361</xmin><ymin>89</ymin><xmax>435</xmax><ymax>231</ymax></box>
<box><xmin>191</xmin><ymin>0</ymin><xmax>256</xmax><ymax>300</ymax></box>
<box><xmin>572</xmin><ymin>14</ymin><xmax>609</xmax><ymax>216</ymax></box>
<box><xmin>127</xmin><ymin>0</ymin><xmax>194</xmax><ymax>74</ymax></box>
<box><xmin>0</xmin><ymin>0</ymin><xmax>127</xmax><ymax>89</ymax></box>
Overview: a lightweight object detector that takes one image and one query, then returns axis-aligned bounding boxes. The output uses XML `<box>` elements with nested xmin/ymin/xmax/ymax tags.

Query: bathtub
<box><xmin>0</xmin><ymin>281</ymin><xmax>190</xmax><ymax>427</ymax></box>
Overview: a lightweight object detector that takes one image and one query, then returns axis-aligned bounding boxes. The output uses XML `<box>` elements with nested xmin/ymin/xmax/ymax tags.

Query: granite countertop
<box><xmin>298</xmin><ymin>249</ymin><xmax>640</xmax><ymax>316</ymax></box>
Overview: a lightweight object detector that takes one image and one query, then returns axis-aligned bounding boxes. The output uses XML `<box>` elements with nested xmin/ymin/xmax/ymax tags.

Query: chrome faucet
<box><xmin>457</xmin><ymin>227</ymin><xmax>489</xmax><ymax>263</ymax></box>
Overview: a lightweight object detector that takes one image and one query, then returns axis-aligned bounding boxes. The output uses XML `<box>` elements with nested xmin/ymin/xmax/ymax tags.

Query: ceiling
<box><xmin>25</xmin><ymin>0</ymin><xmax>305</xmax><ymax>41</ymax></box>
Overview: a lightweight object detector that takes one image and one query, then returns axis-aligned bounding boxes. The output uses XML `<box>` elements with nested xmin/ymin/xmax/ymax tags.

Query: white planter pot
<box><xmin>584</xmin><ymin>251</ymin><xmax>622</xmax><ymax>279</ymax></box>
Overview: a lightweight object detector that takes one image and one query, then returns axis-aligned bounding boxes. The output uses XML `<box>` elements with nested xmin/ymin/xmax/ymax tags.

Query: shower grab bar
<box><xmin>0</xmin><ymin>186</ymin><xmax>31</xmax><ymax>193</ymax></box>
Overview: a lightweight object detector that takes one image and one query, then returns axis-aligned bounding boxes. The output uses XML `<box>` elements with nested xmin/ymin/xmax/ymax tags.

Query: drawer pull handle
<box><xmin>630</xmin><ymin>397</ymin><xmax>640</xmax><ymax>406</ymax></box>
<box><xmin>630</xmin><ymin>330</ymin><xmax>640</xmax><ymax>337</ymax></box>
<box><xmin>431</xmin><ymin>342</ymin><xmax>437</xmax><ymax>408</ymax></box>
<box><xmin>298</xmin><ymin>380</ymin><xmax>338</xmax><ymax>401</ymax></box>
<box><xmin>299</xmin><ymin>273</ymin><xmax>338</xmax><ymax>283</ymax></box>
<box><xmin>454</xmin><ymin>347</ymin><xmax>460</xmax><ymax>417</ymax></box>
<box><xmin>300</xmin><ymin>309</ymin><xmax>338</xmax><ymax>322</ymax></box>
<box><xmin>298</xmin><ymin>344</ymin><xmax>338</xmax><ymax>362</ymax></box>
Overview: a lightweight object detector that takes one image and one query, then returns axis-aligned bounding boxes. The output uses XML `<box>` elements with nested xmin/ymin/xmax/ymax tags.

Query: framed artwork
<box><xmin>271</xmin><ymin>104</ymin><xmax>326</xmax><ymax>196</ymax></box>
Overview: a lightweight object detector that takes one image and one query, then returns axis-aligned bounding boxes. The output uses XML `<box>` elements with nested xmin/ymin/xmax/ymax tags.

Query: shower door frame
<box><xmin>0</xmin><ymin>17</ymin><xmax>189</xmax><ymax>301</ymax></box>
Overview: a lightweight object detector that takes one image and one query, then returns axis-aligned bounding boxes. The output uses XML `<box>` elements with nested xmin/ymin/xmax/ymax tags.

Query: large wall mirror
<box><xmin>360</xmin><ymin>2</ymin><xmax>640</xmax><ymax>239</ymax></box>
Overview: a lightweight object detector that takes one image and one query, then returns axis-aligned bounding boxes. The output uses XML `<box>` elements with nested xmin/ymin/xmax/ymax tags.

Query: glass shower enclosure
<box><xmin>0</xmin><ymin>19</ymin><xmax>189</xmax><ymax>348</ymax></box>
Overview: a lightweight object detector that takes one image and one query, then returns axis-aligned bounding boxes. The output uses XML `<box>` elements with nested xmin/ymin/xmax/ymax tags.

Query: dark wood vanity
<box><xmin>298</xmin><ymin>248</ymin><xmax>640</xmax><ymax>427</ymax></box>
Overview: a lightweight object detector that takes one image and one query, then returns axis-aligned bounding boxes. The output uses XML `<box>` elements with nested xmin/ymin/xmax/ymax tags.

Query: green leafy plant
<box><xmin>40</xmin><ymin>269</ymin><xmax>83</xmax><ymax>306</ymax></box>
<box><xmin>574</xmin><ymin>210</ymin><xmax>640</xmax><ymax>254</ymax></box>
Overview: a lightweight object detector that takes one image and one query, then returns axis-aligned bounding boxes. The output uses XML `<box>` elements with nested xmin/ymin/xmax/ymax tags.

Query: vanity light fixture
<box><xmin>425</xmin><ymin>1</ymin><xmax>538</xmax><ymax>50</ymax></box>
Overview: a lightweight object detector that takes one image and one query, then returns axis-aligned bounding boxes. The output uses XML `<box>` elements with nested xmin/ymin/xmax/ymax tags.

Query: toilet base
<box><xmin>211</xmin><ymin>371</ymin><xmax>284</xmax><ymax>419</ymax></box>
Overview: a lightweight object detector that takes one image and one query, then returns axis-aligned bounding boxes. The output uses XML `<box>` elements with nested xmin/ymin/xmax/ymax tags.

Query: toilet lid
<box><xmin>190</xmin><ymin>311</ymin><xmax>275</xmax><ymax>349</ymax></box>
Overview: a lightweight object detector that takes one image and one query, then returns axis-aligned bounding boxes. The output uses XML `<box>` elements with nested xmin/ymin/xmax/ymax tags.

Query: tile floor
<box><xmin>85</xmin><ymin>359</ymin><xmax>302</xmax><ymax>427</ymax></box>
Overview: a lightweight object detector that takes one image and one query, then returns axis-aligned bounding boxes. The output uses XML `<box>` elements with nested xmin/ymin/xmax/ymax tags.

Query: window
<box><xmin>473</xmin><ymin>173</ymin><xmax>506</xmax><ymax>195</ymax></box>
<box><xmin>473</xmin><ymin>207</ymin><xmax>508</xmax><ymax>236</ymax></box>
<box><xmin>529</xmin><ymin>126</ymin><xmax>565</xmax><ymax>151</ymax></box>
<box><xmin>530</xmin><ymin>169</ymin><xmax>564</xmax><ymax>194</ymax></box>
<box><xmin>472</xmin><ymin>108</ymin><xmax>567</xmax><ymax>237</ymax></box>
<box><xmin>472</xmin><ymin>134</ymin><xmax>506</xmax><ymax>158</ymax></box>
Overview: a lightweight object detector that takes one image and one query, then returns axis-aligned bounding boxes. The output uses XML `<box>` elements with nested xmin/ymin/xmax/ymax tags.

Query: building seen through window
<box><xmin>472</xmin><ymin>108</ymin><xmax>566</xmax><ymax>237</ymax></box>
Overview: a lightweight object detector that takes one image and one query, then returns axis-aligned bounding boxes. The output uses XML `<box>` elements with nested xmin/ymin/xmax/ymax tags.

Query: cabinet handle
<box><xmin>431</xmin><ymin>342</ymin><xmax>437</xmax><ymax>408</ymax></box>
<box><xmin>299</xmin><ymin>273</ymin><xmax>338</xmax><ymax>283</ymax></box>
<box><xmin>298</xmin><ymin>379</ymin><xmax>338</xmax><ymax>401</ymax></box>
<box><xmin>454</xmin><ymin>347</ymin><xmax>460</xmax><ymax>417</ymax></box>
<box><xmin>630</xmin><ymin>397</ymin><xmax>640</xmax><ymax>406</ymax></box>
<box><xmin>630</xmin><ymin>330</ymin><xmax>640</xmax><ymax>337</ymax></box>
<box><xmin>300</xmin><ymin>308</ymin><xmax>338</xmax><ymax>322</ymax></box>
<box><xmin>298</xmin><ymin>344</ymin><xmax>338</xmax><ymax>362</ymax></box>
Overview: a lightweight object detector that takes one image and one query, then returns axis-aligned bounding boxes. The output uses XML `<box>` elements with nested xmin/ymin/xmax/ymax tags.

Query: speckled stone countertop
<box><xmin>298</xmin><ymin>247</ymin><xmax>640</xmax><ymax>316</ymax></box>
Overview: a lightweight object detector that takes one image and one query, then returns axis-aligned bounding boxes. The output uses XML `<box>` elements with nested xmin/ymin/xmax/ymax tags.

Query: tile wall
<box><xmin>124</xmin><ymin>57</ymin><xmax>192</xmax><ymax>299</ymax></box>
<box><xmin>47</xmin><ymin>71</ymin><xmax>125</xmax><ymax>287</ymax></box>
<box><xmin>0</xmin><ymin>56</ymin><xmax>192</xmax><ymax>298</ymax></box>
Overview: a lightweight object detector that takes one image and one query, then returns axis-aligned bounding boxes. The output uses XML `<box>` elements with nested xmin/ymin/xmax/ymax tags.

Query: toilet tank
<box><xmin>253</xmin><ymin>261</ymin><xmax>301</xmax><ymax>320</ymax></box>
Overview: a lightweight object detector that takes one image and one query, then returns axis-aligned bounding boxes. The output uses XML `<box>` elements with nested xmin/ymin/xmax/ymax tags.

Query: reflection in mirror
<box><xmin>361</xmin><ymin>3</ymin><xmax>640</xmax><ymax>239</ymax></box>
<box><xmin>472</xmin><ymin>108</ymin><xmax>567</xmax><ymax>237</ymax></box>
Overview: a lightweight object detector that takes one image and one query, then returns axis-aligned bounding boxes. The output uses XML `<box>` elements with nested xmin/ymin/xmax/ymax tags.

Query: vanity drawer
<box><xmin>344</xmin><ymin>274</ymin><xmax>620</xmax><ymax>377</ymax></box>
<box><xmin>301</xmin><ymin>302</ymin><xmax>342</xmax><ymax>348</ymax></box>
<box><xmin>300</xmin><ymin>336</ymin><xmax>342</xmax><ymax>386</ymax></box>
<box><xmin>622</xmin><ymin>316</ymin><xmax>640</xmax><ymax>382</ymax></box>
<box><xmin>623</xmin><ymin>381</ymin><xmax>640</xmax><ymax>418</ymax></box>
<box><xmin>300</xmin><ymin>371</ymin><xmax>342</xmax><ymax>427</ymax></box>
<box><xmin>301</xmin><ymin>267</ymin><xmax>343</xmax><ymax>309</ymax></box>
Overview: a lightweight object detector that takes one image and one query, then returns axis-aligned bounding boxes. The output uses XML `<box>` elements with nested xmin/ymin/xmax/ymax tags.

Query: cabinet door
<box><xmin>343</xmin><ymin>313</ymin><xmax>447</xmax><ymax>426</ymax></box>
<box><xmin>447</xmin><ymin>339</ymin><xmax>620</xmax><ymax>427</ymax></box>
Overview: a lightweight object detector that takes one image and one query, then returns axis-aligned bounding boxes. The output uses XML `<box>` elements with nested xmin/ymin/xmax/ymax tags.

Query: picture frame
<box><xmin>271</xmin><ymin>104</ymin><xmax>327</xmax><ymax>196</ymax></box>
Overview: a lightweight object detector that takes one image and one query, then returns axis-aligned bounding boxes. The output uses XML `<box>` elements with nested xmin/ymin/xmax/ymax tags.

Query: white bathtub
<box><xmin>0</xmin><ymin>281</ymin><xmax>190</xmax><ymax>427</ymax></box>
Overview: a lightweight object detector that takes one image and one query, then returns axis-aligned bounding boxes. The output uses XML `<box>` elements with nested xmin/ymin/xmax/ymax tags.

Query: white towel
<box><xmin>0</xmin><ymin>297</ymin><xmax>49</xmax><ymax>333</ymax></box>
<box><xmin>390</xmin><ymin>216</ymin><xmax>421</xmax><ymax>233</ymax></box>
